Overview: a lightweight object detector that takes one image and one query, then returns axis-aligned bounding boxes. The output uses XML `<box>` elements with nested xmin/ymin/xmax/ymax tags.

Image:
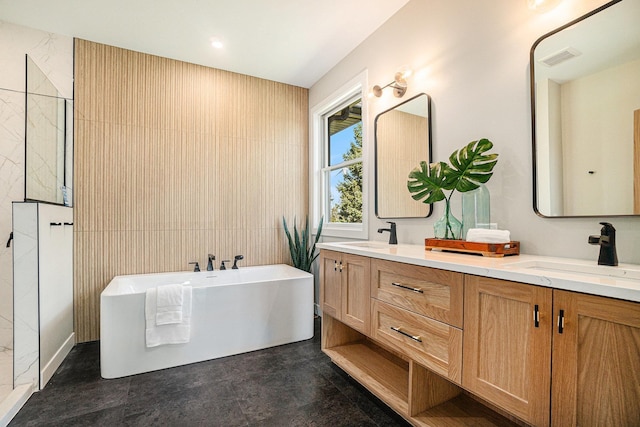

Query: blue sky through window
<box><xmin>329</xmin><ymin>123</ymin><xmax>358</xmax><ymax>166</ymax></box>
<box><xmin>329</xmin><ymin>123</ymin><xmax>358</xmax><ymax>204</ymax></box>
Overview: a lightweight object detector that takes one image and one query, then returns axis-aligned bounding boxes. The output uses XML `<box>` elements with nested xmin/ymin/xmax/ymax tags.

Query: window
<box><xmin>310</xmin><ymin>72</ymin><xmax>368</xmax><ymax>239</ymax></box>
<box><xmin>324</xmin><ymin>98</ymin><xmax>362</xmax><ymax>224</ymax></box>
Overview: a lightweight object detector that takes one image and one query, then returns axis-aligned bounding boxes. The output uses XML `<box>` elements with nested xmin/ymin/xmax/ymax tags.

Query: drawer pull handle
<box><xmin>390</xmin><ymin>326</ymin><xmax>422</xmax><ymax>343</ymax></box>
<box><xmin>391</xmin><ymin>282</ymin><xmax>423</xmax><ymax>294</ymax></box>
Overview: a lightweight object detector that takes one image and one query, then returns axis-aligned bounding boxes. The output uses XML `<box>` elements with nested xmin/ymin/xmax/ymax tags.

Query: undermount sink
<box><xmin>336</xmin><ymin>241</ymin><xmax>391</xmax><ymax>250</ymax></box>
<box><xmin>503</xmin><ymin>260</ymin><xmax>640</xmax><ymax>281</ymax></box>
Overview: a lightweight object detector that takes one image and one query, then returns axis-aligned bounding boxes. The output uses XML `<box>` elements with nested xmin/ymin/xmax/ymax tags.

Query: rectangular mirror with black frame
<box><xmin>531</xmin><ymin>0</ymin><xmax>640</xmax><ymax>217</ymax></box>
<box><xmin>375</xmin><ymin>93</ymin><xmax>432</xmax><ymax>218</ymax></box>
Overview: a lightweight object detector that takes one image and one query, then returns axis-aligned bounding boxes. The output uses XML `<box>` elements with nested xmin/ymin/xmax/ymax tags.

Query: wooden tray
<box><xmin>425</xmin><ymin>238</ymin><xmax>520</xmax><ymax>257</ymax></box>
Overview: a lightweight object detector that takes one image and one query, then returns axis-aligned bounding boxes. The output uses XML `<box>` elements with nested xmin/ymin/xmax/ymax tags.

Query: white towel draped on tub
<box><xmin>145</xmin><ymin>285</ymin><xmax>192</xmax><ymax>348</ymax></box>
<box><xmin>156</xmin><ymin>284</ymin><xmax>184</xmax><ymax>325</ymax></box>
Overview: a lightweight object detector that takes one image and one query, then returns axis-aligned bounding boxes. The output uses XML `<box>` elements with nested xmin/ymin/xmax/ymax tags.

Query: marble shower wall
<box><xmin>0</xmin><ymin>21</ymin><xmax>73</xmax><ymax>353</ymax></box>
<box><xmin>0</xmin><ymin>88</ymin><xmax>23</xmax><ymax>351</ymax></box>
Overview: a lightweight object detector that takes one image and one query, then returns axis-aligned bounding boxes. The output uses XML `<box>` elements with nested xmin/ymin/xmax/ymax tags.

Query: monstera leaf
<box><xmin>407</xmin><ymin>138</ymin><xmax>498</xmax><ymax>205</ymax></box>
<box><xmin>448</xmin><ymin>138</ymin><xmax>498</xmax><ymax>193</ymax></box>
<box><xmin>407</xmin><ymin>161</ymin><xmax>457</xmax><ymax>204</ymax></box>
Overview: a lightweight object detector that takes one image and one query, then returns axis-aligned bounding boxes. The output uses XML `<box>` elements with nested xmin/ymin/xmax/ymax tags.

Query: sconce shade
<box><xmin>393</xmin><ymin>71</ymin><xmax>407</xmax><ymax>97</ymax></box>
<box><xmin>394</xmin><ymin>71</ymin><xmax>407</xmax><ymax>87</ymax></box>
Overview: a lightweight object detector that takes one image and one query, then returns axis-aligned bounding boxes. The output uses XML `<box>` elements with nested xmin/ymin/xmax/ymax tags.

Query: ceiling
<box><xmin>0</xmin><ymin>0</ymin><xmax>410</xmax><ymax>88</ymax></box>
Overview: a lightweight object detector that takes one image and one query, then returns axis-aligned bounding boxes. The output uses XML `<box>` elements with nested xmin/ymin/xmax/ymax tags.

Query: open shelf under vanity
<box><xmin>322</xmin><ymin>315</ymin><xmax>521</xmax><ymax>427</ymax></box>
<box><xmin>324</xmin><ymin>340</ymin><xmax>410</xmax><ymax>415</ymax></box>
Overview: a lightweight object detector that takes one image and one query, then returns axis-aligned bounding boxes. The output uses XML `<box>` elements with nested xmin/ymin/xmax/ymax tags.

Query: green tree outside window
<box><xmin>331</xmin><ymin>123</ymin><xmax>362</xmax><ymax>223</ymax></box>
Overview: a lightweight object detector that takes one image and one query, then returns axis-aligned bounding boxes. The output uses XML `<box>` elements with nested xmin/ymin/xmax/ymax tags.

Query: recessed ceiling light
<box><xmin>210</xmin><ymin>37</ymin><xmax>224</xmax><ymax>49</ymax></box>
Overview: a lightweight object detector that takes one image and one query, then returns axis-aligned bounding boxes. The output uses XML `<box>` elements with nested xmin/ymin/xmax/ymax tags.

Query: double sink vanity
<box><xmin>317</xmin><ymin>241</ymin><xmax>640</xmax><ymax>427</ymax></box>
<box><xmin>323</xmin><ymin>1</ymin><xmax>640</xmax><ymax>425</ymax></box>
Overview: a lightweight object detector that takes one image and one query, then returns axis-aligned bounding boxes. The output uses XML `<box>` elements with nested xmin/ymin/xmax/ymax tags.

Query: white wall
<box><xmin>310</xmin><ymin>0</ymin><xmax>640</xmax><ymax>264</ymax></box>
<box><xmin>561</xmin><ymin>59</ymin><xmax>640</xmax><ymax>215</ymax></box>
<box><xmin>0</xmin><ymin>21</ymin><xmax>73</xmax><ymax>95</ymax></box>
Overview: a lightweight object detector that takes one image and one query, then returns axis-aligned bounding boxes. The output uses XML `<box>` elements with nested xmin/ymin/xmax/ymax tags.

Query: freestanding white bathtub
<box><xmin>100</xmin><ymin>264</ymin><xmax>314</xmax><ymax>379</ymax></box>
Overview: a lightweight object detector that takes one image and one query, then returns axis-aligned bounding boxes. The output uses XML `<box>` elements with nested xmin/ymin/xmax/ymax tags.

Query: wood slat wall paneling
<box><xmin>74</xmin><ymin>39</ymin><xmax>309</xmax><ymax>342</ymax></box>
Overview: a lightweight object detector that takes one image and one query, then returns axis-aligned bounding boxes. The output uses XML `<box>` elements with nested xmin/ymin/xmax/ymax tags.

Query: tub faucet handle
<box><xmin>207</xmin><ymin>254</ymin><xmax>216</xmax><ymax>271</ymax></box>
<box><xmin>220</xmin><ymin>260</ymin><xmax>230</xmax><ymax>270</ymax></box>
<box><xmin>232</xmin><ymin>255</ymin><xmax>244</xmax><ymax>269</ymax></box>
<box><xmin>189</xmin><ymin>261</ymin><xmax>200</xmax><ymax>272</ymax></box>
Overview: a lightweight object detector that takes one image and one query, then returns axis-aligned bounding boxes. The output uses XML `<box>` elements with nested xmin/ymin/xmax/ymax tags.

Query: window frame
<box><xmin>310</xmin><ymin>71</ymin><xmax>368</xmax><ymax>239</ymax></box>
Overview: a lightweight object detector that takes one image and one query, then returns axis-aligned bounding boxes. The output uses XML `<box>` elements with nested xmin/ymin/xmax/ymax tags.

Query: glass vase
<box><xmin>461</xmin><ymin>184</ymin><xmax>491</xmax><ymax>240</ymax></box>
<box><xmin>434</xmin><ymin>200</ymin><xmax>462</xmax><ymax>240</ymax></box>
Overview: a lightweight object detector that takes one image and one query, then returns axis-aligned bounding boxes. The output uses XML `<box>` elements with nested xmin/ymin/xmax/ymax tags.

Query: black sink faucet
<box><xmin>207</xmin><ymin>254</ymin><xmax>215</xmax><ymax>271</ymax></box>
<box><xmin>588</xmin><ymin>222</ymin><xmax>618</xmax><ymax>266</ymax></box>
<box><xmin>220</xmin><ymin>260</ymin><xmax>230</xmax><ymax>270</ymax></box>
<box><xmin>232</xmin><ymin>255</ymin><xmax>244</xmax><ymax>269</ymax></box>
<box><xmin>189</xmin><ymin>261</ymin><xmax>200</xmax><ymax>272</ymax></box>
<box><xmin>377</xmin><ymin>221</ymin><xmax>398</xmax><ymax>245</ymax></box>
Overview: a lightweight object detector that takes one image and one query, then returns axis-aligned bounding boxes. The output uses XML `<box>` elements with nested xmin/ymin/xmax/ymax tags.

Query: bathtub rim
<box><xmin>101</xmin><ymin>264</ymin><xmax>313</xmax><ymax>296</ymax></box>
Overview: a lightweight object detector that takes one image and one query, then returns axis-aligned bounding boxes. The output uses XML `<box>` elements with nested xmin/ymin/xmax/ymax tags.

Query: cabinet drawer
<box><xmin>371</xmin><ymin>299</ymin><xmax>462</xmax><ymax>384</ymax></box>
<box><xmin>371</xmin><ymin>259</ymin><xmax>463</xmax><ymax>328</ymax></box>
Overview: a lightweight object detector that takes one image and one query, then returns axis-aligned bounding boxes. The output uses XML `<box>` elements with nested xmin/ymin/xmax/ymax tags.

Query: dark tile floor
<box><xmin>10</xmin><ymin>319</ymin><xmax>409</xmax><ymax>426</ymax></box>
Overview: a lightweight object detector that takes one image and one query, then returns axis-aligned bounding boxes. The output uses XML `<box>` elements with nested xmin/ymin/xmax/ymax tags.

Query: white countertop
<box><xmin>317</xmin><ymin>242</ymin><xmax>640</xmax><ymax>303</ymax></box>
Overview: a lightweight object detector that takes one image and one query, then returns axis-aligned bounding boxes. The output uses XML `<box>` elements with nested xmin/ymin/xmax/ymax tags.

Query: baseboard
<box><xmin>40</xmin><ymin>332</ymin><xmax>75</xmax><ymax>389</ymax></box>
<box><xmin>0</xmin><ymin>383</ymin><xmax>34</xmax><ymax>427</ymax></box>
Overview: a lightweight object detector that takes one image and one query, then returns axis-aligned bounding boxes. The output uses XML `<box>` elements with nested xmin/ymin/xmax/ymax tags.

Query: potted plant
<box><xmin>407</xmin><ymin>138</ymin><xmax>498</xmax><ymax>239</ymax></box>
<box><xmin>282</xmin><ymin>216</ymin><xmax>324</xmax><ymax>273</ymax></box>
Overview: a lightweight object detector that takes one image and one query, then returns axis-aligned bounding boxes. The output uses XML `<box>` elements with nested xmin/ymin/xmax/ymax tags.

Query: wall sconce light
<box><xmin>371</xmin><ymin>69</ymin><xmax>412</xmax><ymax>98</ymax></box>
<box><xmin>527</xmin><ymin>0</ymin><xmax>561</xmax><ymax>12</ymax></box>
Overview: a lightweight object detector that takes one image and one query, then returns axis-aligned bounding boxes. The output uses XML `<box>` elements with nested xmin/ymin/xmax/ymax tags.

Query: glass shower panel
<box><xmin>25</xmin><ymin>56</ymin><xmax>69</xmax><ymax>205</ymax></box>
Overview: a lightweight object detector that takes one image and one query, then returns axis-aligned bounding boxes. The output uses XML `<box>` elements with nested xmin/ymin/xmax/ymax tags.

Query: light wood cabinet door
<box><xmin>319</xmin><ymin>250</ymin><xmax>370</xmax><ymax>334</ymax></box>
<box><xmin>319</xmin><ymin>250</ymin><xmax>342</xmax><ymax>319</ymax></box>
<box><xmin>463</xmin><ymin>275</ymin><xmax>552</xmax><ymax>427</ymax></box>
<box><xmin>551</xmin><ymin>291</ymin><xmax>640</xmax><ymax>427</ymax></box>
<box><xmin>341</xmin><ymin>254</ymin><xmax>371</xmax><ymax>334</ymax></box>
